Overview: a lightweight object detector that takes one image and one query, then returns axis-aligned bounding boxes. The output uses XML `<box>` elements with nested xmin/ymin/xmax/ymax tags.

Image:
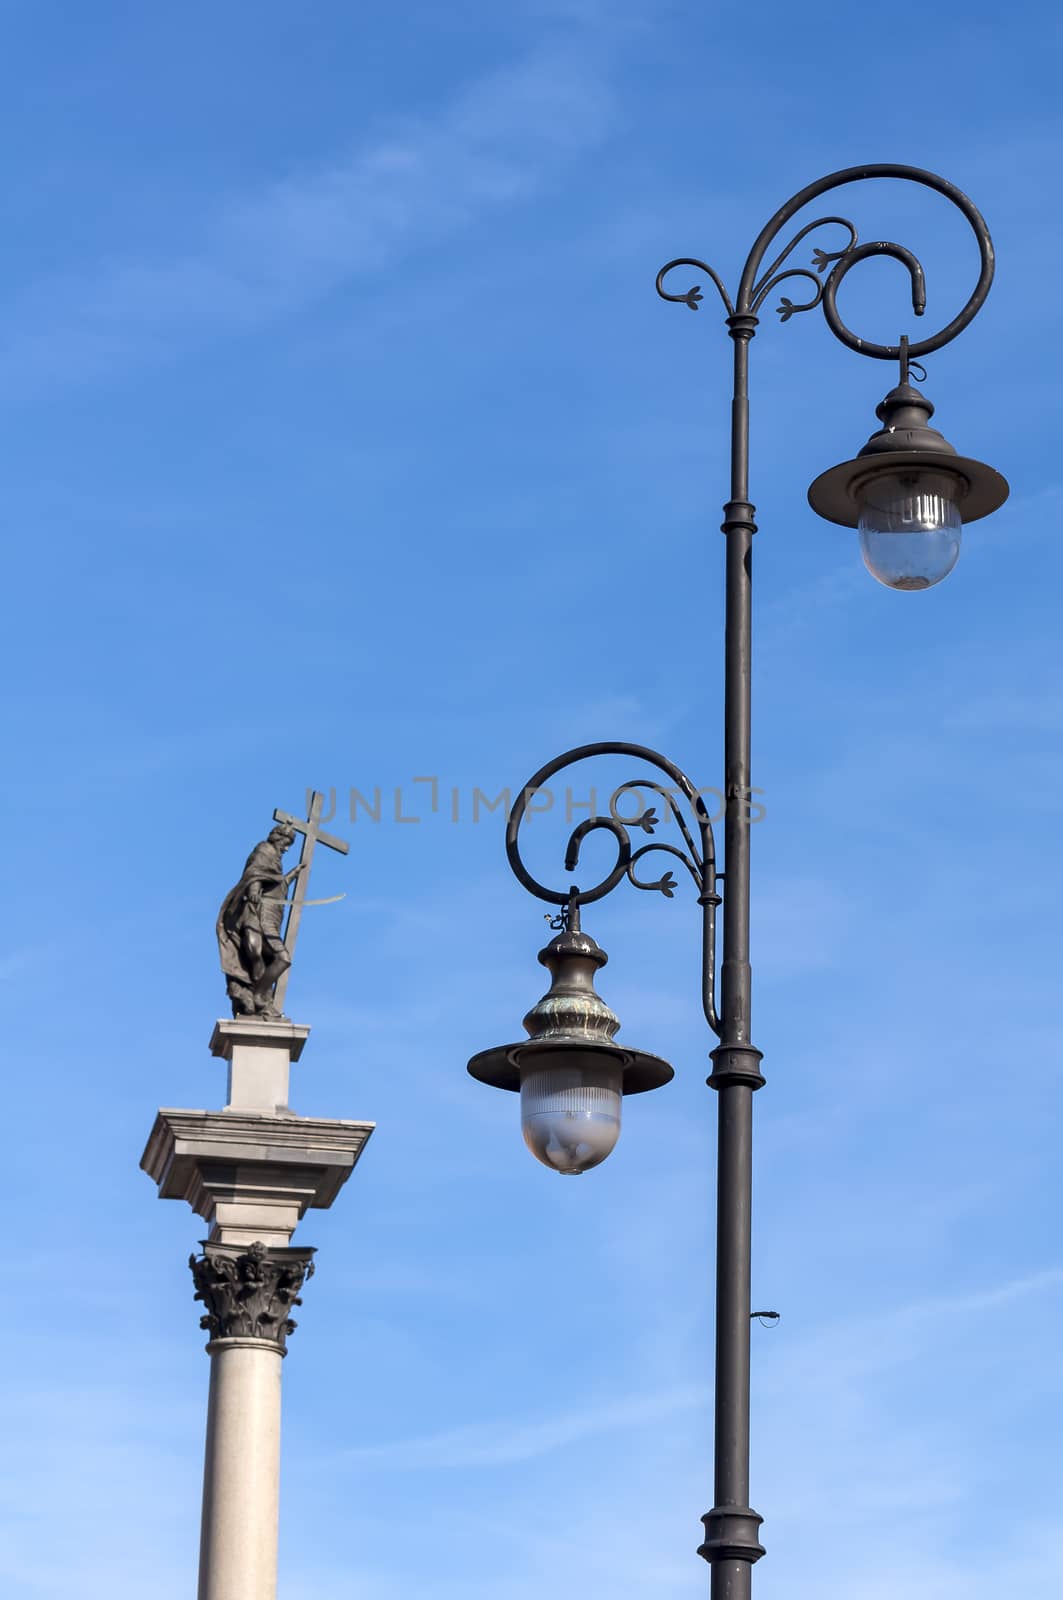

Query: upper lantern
<box><xmin>807</xmin><ymin>381</ymin><xmax>1009</xmax><ymax>591</ymax></box>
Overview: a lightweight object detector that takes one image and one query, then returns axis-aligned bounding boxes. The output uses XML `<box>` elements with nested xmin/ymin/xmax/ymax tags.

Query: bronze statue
<box><xmin>216</xmin><ymin>796</ymin><xmax>350</xmax><ymax>1019</ymax></box>
<box><xmin>217</xmin><ymin>824</ymin><xmax>305</xmax><ymax>1018</ymax></box>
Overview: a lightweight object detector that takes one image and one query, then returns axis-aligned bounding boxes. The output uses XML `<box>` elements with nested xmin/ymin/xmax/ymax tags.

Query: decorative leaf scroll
<box><xmin>612</xmin><ymin>780</ymin><xmax>702</xmax><ymax>869</ymax></box>
<box><xmin>627</xmin><ymin>842</ymin><xmax>691</xmax><ymax>897</ymax></box>
<box><xmin>812</xmin><ymin>244</ymin><xmax>851</xmax><ymax>274</ymax></box>
<box><xmin>655</xmin><ymin>258</ymin><xmax>735</xmax><ymax>318</ymax></box>
<box><xmin>746</xmin><ymin>217</ymin><xmax>860</xmax><ymax>325</ymax></box>
<box><xmin>753</xmin><ymin>268</ymin><xmax>828</xmax><ymax>321</ymax></box>
<box><xmin>749</xmin><ymin>216</ymin><xmax>857</xmax><ymax>312</ymax></box>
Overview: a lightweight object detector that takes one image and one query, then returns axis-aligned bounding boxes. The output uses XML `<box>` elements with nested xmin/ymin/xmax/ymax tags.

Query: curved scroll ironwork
<box><xmin>819</xmin><ymin>240</ymin><xmax>927</xmax><ymax>354</ymax></box>
<box><xmin>505</xmin><ymin>742</ymin><xmax>722</xmax><ymax>1035</ymax></box>
<box><xmin>655</xmin><ymin>258</ymin><xmax>735</xmax><ymax>317</ymax></box>
<box><xmin>656</xmin><ymin>163</ymin><xmax>994</xmax><ymax>362</ymax></box>
<box><xmin>657</xmin><ymin>216</ymin><xmax>858</xmax><ymax>327</ymax></box>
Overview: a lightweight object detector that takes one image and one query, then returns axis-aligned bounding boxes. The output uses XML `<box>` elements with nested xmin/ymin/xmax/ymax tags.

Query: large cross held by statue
<box><xmin>271</xmin><ymin>792</ymin><xmax>349</xmax><ymax>1011</ymax></box>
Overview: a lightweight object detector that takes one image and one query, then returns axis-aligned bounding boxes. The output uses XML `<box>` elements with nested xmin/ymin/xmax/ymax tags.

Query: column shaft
<box><xmin>198</xmin><ymin>1338</ymin><xmax>284</xmax><ymax>1600</ymax></box>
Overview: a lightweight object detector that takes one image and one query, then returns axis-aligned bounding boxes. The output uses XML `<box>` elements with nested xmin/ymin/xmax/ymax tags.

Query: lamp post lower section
<box><xmin>198</xmin><ymin>1337</ymin><xmax>285</xmax><ymax>1600</ymax></box>
<box><xmin>702</xmin><ymin>1048</ymin><xmax>766</xmax><ymax>1596</ymax></box>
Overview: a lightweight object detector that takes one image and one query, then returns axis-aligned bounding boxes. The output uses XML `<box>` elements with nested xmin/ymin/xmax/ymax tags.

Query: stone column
<box><xmin>142</xmin><ymin>1019</ymin><xmax>374</xmax><ymax>1598</ymax></box>
<box><xmin>190</xmin><ymin>1242</ymin><xmax>315</xmax><ymax>1600</ymax></box>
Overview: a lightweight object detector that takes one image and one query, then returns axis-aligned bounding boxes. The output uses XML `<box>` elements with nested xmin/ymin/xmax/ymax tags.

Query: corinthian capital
<box><xmin>189</xmin><ymin>1241</ymin><xmax>315</xmax><ymax>1351</ymax></box>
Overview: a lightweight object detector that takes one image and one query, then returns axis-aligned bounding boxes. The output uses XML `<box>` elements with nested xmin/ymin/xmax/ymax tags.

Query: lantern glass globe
<box><xmin>857</xmin><ymin>468</ymin><xmax>962</xmax><ymax>591</ymax></box>
<box><xmin>519</xmin><ymin>1056</ymin><xmax>623</xmax><ymax>1175</ymax></box>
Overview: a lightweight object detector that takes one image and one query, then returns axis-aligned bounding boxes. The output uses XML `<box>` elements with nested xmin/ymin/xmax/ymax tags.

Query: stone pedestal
<box><xmin>141</xmin><ymin>1021</ymin><xmax>373</xmax><ymax>1600</ymax></box>
<box><xmin>209</xmin><ymin>1018</ymin><xmax>309</xmax><ymax>1116</ymax></box>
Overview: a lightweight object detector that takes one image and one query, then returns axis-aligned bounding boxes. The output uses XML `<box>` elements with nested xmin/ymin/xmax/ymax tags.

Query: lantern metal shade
<box><xmin>467</xmin><ymin>1035</ymin><xmax>674</xmax><ymax>1095</ymax></box>
<box><xmin>807</xmin><ymin>379</ymin><xmax>1009</xmax><ymax>528</ymax></box>
<box><xmin>807</xmin><ymin>449</ymin><xmax>1009</xmax><ymax>528</ymax></box>
<box><xmin>466</xmin><ymin>923</ymin><xmax>674</xmax><ymax>1096</ymax></box>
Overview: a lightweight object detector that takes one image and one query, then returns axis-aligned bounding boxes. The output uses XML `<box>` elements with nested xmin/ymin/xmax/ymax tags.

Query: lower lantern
<box><xmin>468</xmin><ymin>922</ymin><xmax>674</xmax><ymax>1176</ymax></box>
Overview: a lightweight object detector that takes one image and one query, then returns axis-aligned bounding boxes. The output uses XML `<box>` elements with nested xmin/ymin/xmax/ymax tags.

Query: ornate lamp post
<box><xmin>467</xmin><ymin>167</ymin><xmax>1008</xmax><ymax>1597</ymax></box>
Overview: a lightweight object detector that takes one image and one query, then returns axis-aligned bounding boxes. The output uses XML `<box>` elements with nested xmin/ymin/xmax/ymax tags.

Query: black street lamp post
<box><xmin>468</xmin><ymin>167</ymin><xmax>1009</xmax><ymax>1598</ymax></box>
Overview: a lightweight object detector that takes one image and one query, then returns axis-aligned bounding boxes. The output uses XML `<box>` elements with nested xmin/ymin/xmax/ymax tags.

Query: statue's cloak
<box><xmin>216</xmin><ymin>840</ymin><xmax>290</xmax><ymax>982</ymax></box>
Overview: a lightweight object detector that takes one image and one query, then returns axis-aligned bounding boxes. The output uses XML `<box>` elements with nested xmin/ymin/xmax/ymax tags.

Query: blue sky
<box><xmin>0</xmin><ymin>1</ymin><xmax>1060</xmax><ymax>1595</ymax></box>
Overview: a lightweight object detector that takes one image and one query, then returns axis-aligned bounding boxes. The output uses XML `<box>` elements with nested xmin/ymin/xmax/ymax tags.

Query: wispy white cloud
<box><xmin>0</xmin><ymin>43</ymin><xmax>616</xmax><ymax>391</ymax></box>
<box><xmin>763</xmin><ymin>1265</ymin><xmax>1063</xmax><ymax>1395</ymax></box>
<box><xmin>327</xmin><ymin>1382</ymin><xmax>705</xmax><ymax>1469</ymax></box>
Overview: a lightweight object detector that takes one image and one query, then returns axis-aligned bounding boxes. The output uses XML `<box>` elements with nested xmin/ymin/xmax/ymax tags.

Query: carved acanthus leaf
<box><xmin>189</xmin><ymin>1241</ymin><xmax>315</xmax><ymax>1351</ymax></box>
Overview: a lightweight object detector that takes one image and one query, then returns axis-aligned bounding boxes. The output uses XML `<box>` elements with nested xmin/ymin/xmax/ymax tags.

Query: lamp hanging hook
<box><xmin>547</xmin><ymin>887</ymin><xmax>581</xmax><ymax>933</ymax></box>
<box><xmin>898</xmin><ymin>334</ymin><xmax>927</xmax><ymax>387</ymax></box>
